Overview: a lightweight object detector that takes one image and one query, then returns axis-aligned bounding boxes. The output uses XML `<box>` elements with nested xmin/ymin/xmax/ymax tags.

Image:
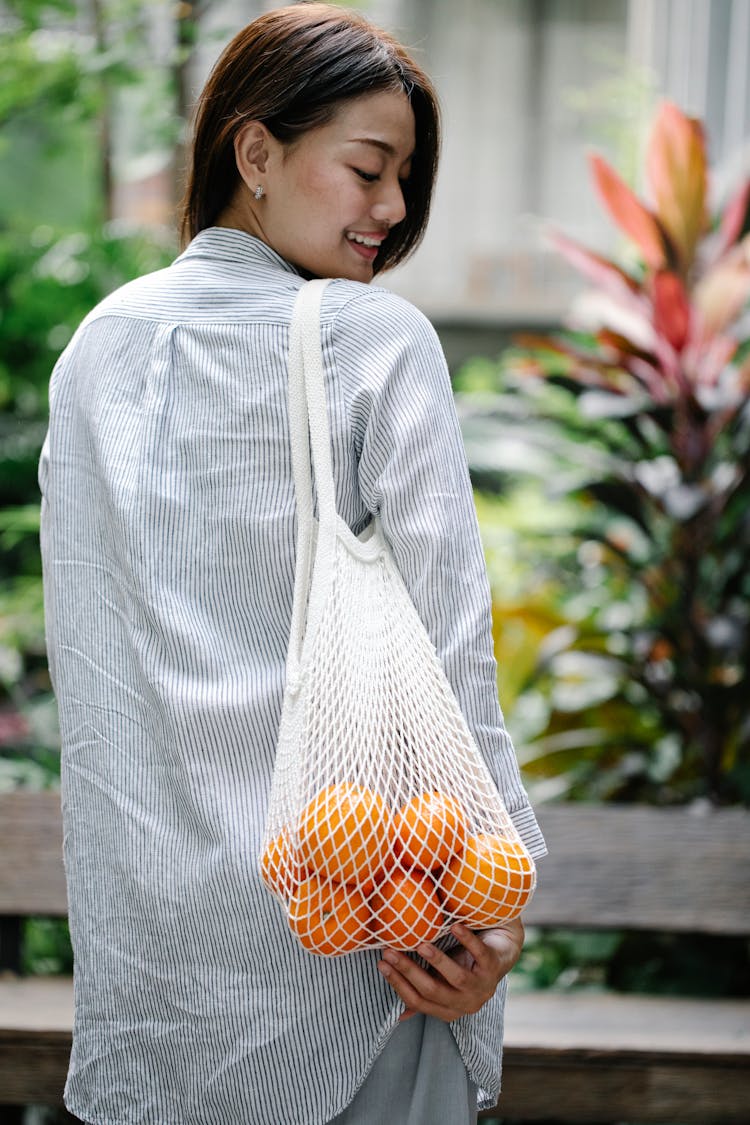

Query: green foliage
<box><xmin>0</xmin><ymin>222</ymin><xmax>173</xmax><ymax>792</ymax></box>
<box><xmin>0</xmin><ymin>1</ymin><xmax>188</xmax><ymax>798</ymax></box>
<box><xmin>4</xmin><ymin>0</ymin><xmax>78</xmax><ymax>27</ymax></box>
<box><xmin>0</xmin><ymin>222</ymin><xmax>173</xmax><ymax>510</ymax></box>
<box><xmin>22</xmin><ymin>916</ymin><xmax>74</xmax><ymax>975</ymax></box>
<box><xmin>467</xmin><ymin>347</ymin><xmax>750</xmax><ymax>805</ymax></box>
<box><xmin>0</xmin><ymin>223</ymin><xmax>173</xmax><ymax>410</ymax></box>
<box><xmin>563</xmin><ymin>45</ymin><xmax>657</xmax><ymax>191</ymax></box>
<box><xmin>0</xmin><ymin>0</ymin><xmax>175</xmax><ymax>126</ymax></box>
<box><xmin>463</xmin><ymin>103</ymin><xmax>750</xmax><ymax>807</ymax></box>
<box><xmin>513</xmin><ymin>927</ymin><xmax>750</xmax><ymax>998</ymax></box>
<box><xmin>0</xmin><ymin>26</ymin><xmax>90</xmax><ymax>130</ymax></box>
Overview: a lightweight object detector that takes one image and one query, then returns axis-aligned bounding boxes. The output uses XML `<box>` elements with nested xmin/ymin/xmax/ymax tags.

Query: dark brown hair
<box><xmin>180</xmin><ymin>2</ymin><xmax>440</xmax><ymax>273</ymax></box>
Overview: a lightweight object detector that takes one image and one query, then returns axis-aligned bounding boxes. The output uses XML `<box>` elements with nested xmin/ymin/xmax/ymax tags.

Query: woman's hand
<box><xmin>377</xmin><ymin>918</ymin><xmax>525</xmax><ymax>1023</ymax></box>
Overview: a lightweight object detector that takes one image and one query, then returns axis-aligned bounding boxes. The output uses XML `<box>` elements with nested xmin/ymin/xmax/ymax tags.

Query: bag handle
<box><xmin>286</xmin><ymin>277</ymin><xmax>336</xmax><ymax>683</ymax></box>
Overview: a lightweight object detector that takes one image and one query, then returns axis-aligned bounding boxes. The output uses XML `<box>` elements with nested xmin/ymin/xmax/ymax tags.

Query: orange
<box><xmin>393</xmin><ymin>792</ymin><xmax>468</xmax><ymax>872</ymax></box>
<box><xmin>439</xmin><ymin>833</ymin><xmax>535</xmax><ymax>925</ymax></box>
<box><xmin>369</xmin><ymin>869</ymin><xmax>445</xmax><ymax>950</ymax></box>
<box><xmin>297</xmin><ymin>783</ymin><xmax>393</xmax><ymax>893</ymax></box>
<box><xmin>260</xmin><ymin>832</ymin><xmax>306</xmax><ymax>899</ymax></box>
<box><xmin>288</xmin><ymin>875</ymin><xmax>370</xmax><ymax>956</ymax></box>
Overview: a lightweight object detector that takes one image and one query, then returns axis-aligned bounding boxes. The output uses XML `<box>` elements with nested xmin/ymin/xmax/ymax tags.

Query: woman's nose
<box><xmin>372</xmin><ymin>179</ymin><xmax>406</xmax><ymax>228</ymax></box>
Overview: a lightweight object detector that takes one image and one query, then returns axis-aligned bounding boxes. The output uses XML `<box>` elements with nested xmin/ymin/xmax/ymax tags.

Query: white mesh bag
<box><xmin>260</xmin><ymin>279</ymin><xmax>536</xmax><ymax>956</ymax></box>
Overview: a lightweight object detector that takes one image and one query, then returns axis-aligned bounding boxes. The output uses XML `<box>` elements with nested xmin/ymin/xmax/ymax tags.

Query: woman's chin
<box><xmin>340</xmin><ymin>258</ymin><xmax>376</xmax><ymax>283</ymax></box>
<box><xmin>293</xmin><ymin>254</ymin><xmax>374</xmax><ymax>283</ymax></box>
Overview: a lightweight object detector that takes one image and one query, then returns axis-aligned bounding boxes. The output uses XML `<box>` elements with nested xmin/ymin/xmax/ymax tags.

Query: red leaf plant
<box><xmin>515</xmin><ymin>101</ymin><xmax>750</xmax><ymax>803</ymax></box>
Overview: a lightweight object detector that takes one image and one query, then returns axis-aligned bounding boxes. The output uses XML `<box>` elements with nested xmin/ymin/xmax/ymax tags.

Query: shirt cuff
<box><xmin>509</xmin><ymin>802</ymin><xmax>548</xmax><ymax>860</ymax></box>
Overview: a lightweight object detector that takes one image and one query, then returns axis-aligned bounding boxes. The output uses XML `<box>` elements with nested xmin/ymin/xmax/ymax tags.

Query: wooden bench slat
<box><xmin>524</xmin><ymin>804</ymin><xmax>750</xmax><ymax>934</ymax></box>
<box><xmin>505</xmin><ymin>988</ymin><xmax>750</xmax><ymax>1055</ymax></box>
<box><xmin>484</xmin><ymin>1054</ymin><xmax>750</xmax><ymax>1124</ymax></box>
<box><xmin>0</xmin><ymin>1040</ymin><xmax>71</xmax><ymax>1105</ymax></box>
<box><xmin>0</xmin><ymin>791</ymin><xmax>67</xmax><ymax>915</ymax></box>
<box><xmin>0</xmin><ymin>976</ymin><xmax>74</xmax><ymax>1033</ymax></box>
<box><xmin>12</xmin><ymin>980</ymin><xmax>746</xmax><ymax>1061</ymax></box>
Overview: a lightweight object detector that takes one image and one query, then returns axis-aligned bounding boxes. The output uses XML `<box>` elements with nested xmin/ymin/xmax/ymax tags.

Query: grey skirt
<box><xmin>328</xmin><ymin>1014</ymin><xmax>478</xmax><ymax>1124</ymax></box>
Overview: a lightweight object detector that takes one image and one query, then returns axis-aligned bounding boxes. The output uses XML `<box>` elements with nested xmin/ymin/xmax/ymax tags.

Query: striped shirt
<box><xmin>39</xmin><ymin>227</ymin><xmax>546</xmax><ymax>1124</ymax></box>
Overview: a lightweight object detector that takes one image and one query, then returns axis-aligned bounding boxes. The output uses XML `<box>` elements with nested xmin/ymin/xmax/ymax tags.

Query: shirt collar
<box><xmin>175</xmin><ymin>226</ymin><xmax>300</xmax><ymax>276</ymax></box>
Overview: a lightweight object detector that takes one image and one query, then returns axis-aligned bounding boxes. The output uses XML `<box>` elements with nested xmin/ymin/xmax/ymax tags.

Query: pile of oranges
<box><xmin>261</xmin><ymin>783</ymin><xmax>534</xmax><ymax>956</ymax></box>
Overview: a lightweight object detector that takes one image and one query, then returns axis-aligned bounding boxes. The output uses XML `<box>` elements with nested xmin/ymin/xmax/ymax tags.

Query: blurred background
<box><xmin>0</xmin><ymin>1</ymin><xmax>748</xmax><ymax>1121</ymax></box>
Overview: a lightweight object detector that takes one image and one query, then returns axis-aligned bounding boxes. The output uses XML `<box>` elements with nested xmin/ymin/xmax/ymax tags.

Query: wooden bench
<box><xmin>2</xmin><ymin>792</ymin><xmax>749</xmax><ymax>1121</ymax></box>
<box><xmin>486</xmin><ymin>802</ymin><xmax>750</xmax><ymax>1123</ymax></box>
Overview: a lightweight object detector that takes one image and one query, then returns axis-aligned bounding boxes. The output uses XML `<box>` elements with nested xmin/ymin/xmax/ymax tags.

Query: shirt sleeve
<box><xmin>328</xmin><ymin>288</ymin><xmax>546</xmax><ymax>860</ymax></box>
<box><xmin>38</xmin><ymin>346</ymin><xmax>69</xmax><ymax>696</ymax></box>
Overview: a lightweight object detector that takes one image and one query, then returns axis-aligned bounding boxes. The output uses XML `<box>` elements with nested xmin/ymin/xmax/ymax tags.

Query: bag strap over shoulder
<box><xmin>288</xmin><ymin>278</ymin><xmax>337</xmax><ymax>530</ymax></box>
<box><xmin>286</xmin><ymin>277</ymin><xmax>336</xmax><ymax>681</ymax></box>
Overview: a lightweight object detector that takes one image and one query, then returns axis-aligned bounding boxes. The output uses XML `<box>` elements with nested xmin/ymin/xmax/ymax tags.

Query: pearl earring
<box><xmin>254</xmin><ymin>185</ymin><xmax>265</xmax><ymax>200</ymax></box>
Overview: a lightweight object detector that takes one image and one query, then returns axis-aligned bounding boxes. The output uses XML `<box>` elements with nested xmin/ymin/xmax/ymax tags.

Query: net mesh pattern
<box><xmin>262</xmin><ymin>523</ymin><xmax>537</xmax><ymax>956</ymax></box>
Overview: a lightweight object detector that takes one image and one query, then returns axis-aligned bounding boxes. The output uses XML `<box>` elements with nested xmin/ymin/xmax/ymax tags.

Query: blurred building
<box><xmin>117</xmin><ymin>0</ymin><xmax>750</xmax><ymax>338</ymax></box>
<box><xmin>387</xmin><ymin>0</ymin><xmax>750</xmax><ymax>324</ymax></box>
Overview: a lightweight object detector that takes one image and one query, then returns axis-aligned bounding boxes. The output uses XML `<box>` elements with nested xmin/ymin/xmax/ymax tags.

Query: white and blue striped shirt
<box><xmin>39</xmin><ymin>227</ymin><xmax>546</xmax><ymax>1124</ymax></box>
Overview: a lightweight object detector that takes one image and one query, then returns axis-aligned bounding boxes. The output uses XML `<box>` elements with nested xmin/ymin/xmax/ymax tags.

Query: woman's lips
<box><xmin>347</xmin><ymin>240</ymin><xmax>380</xmax><ymax>262</ymax></box>
<box><xmin>346</xmin><ymin>232</ymin><xmax>385</xmax><ymax>263</ymax></box>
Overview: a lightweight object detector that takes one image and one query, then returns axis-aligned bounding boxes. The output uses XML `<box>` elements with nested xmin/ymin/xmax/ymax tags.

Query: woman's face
<box><xmin>232</xmin><ymin>90</ymin><xmax>416</xmax><ymax>282</ymax></box>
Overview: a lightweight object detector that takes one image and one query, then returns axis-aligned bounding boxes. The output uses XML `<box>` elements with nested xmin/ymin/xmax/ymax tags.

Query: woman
<box><xmin>39</xmin><ymin>4</ymin><xmax>546</xmax><ymax>1123</ymax></box>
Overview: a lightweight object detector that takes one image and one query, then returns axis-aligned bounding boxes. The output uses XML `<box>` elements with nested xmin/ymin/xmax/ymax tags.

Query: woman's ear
<box><xmin>234</xmin><ymin>122</ymin><xmax>272</xmax><ymax>189</ymax></box>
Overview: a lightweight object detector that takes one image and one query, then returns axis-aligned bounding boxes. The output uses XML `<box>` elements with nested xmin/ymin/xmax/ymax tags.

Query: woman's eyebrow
<box><xmin>349</xmin><ymin>138</ymin><xmax>415</xmax><ymax>160</ymax></box>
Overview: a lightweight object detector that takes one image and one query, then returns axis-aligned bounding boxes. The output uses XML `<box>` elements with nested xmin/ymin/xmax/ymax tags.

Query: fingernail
<box><xmin>378</xmin><ymin>963</ymin><xmax>391</xmax><ymax>979</ymax></box>
<box><xmin>382</xmin><ymin>949</ymin><xmax>399</xmax><ymax>966</ymax></box>
<box><xmin>419</xmin><ymin>943</ymin><xmax>435</xmax><ymax>959</ymax></box>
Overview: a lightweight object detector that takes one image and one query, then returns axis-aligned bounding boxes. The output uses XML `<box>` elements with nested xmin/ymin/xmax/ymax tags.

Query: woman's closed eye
<box><xmin>354</xmin><ymin>168</ymin><xmax>380</xmax><ymax>183</ymax></box>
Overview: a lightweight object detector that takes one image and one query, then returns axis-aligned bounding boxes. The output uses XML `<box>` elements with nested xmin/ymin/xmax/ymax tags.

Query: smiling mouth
<box><xmin>346</xmin><ymin>233</ymin><xmax>386</xmax><ymax>248</ymax></box>
<box><xmin>346</xmin><ymin>232</ymin><xmax>385</xmax><ymax>263</ymax></box>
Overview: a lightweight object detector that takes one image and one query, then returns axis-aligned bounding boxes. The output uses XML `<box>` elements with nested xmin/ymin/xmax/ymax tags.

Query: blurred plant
<box><xmin>0</xmin><ymin>0</ymin><xmax>217</xmax><ymax>225</ymax></box>
<box><xmin>0</xmin><ymin>2</ymin><xmax>199</xmax><ymax>795</ymax></box>
<box><xmin>459</xmin><ymin>370</ymin><xmax>669</xmax><ymax>803</ymax></box>
<box><xmin>0</xmin><ymin>223</ymin><xmax>173</xmax><ymax>791</ymax></box>
<box><xmin>513</xmin><ymin>926</ymin><xmax>750</xmax><ymax>997</ymax></box>
<box><xmin>23</xmin><ymin>916</ymin><xmax>74</xmax><ymax>975</ymax></box>
<box><xmin>564</xmin><ymin>45</ymin><xmax>658</xmax><ymax>191</ymax></box>
<box><xmin>505</xmin><ymin>101</ymin><xmax>750</xmax><ymax>804</ymax></box>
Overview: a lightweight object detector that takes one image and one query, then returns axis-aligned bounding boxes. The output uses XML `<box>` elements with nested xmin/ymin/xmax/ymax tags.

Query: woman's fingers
<box><xmin>378</xmin><ymin>954</ymin><xmax>464</xmax><ymax>1022</ymax></box>
<box><xmin>378</xmin><ymin>949</ymin><xmax>465</xmax><ymax>1019</ymax></box>
<box><xmin>415</xmin><ymin>937</ymin><xmax>474</xmax><ymax>986</ymax></box>
<box><xmin>449</xmin><ymin>923</ymin><xmax>496</xmax><ymax>967</ymax></box>
<box><xmin>376</xmin><ymin>923</ymin><xmax>515</xmax><ymax>1022</ymax></box>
